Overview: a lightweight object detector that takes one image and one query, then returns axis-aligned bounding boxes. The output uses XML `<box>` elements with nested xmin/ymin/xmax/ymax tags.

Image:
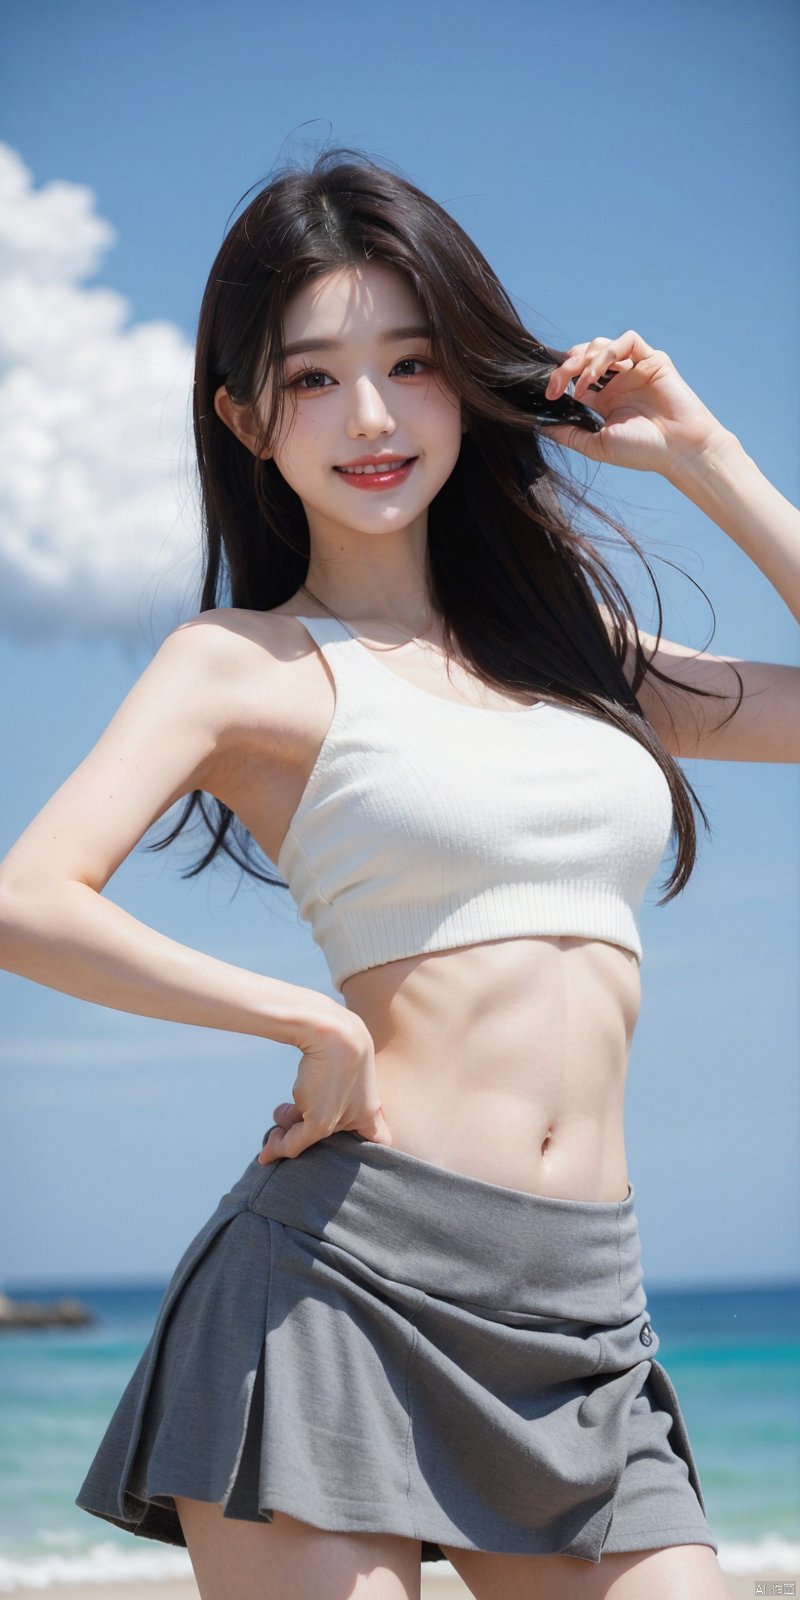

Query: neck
<box><xmin>299</xmin><ymin>581</ymin><xmax>438</xmax><ymax>639</ymax></box>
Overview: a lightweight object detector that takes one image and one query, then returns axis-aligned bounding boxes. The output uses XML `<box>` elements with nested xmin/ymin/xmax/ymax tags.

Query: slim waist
<box><xmin>246</xmin><ymin>1131</ymin><xmax>646</xmax><ymax>1325</ymax></box>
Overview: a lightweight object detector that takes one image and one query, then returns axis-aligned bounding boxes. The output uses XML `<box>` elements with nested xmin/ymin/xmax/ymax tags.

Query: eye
<box><xmin>287</xmin><ymin>357</ymin><xmax>433</xmax><ymax>391</ymax></box>
<box><xmin>393</xmin><ymin>357</ymin><xmax>432</xmax><ymax>377</ymax></box>
<box><xmin>288</xmin><ymin>367</ymin><xmax>334</xmax><ymax>391</ymax></box>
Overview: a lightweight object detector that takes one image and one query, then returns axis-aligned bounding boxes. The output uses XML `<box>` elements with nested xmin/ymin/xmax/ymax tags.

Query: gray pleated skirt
<box><xmin>76</xmin><ymin>1130</ymin><xmax>718</xmax><ymax>1565</ymax></box>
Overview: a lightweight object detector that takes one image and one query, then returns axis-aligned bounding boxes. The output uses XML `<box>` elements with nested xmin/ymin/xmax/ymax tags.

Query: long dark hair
<box><xmin>149</xmin><ymin>143</ymin><xmax>742</xmax><ymax>905</ymax></box>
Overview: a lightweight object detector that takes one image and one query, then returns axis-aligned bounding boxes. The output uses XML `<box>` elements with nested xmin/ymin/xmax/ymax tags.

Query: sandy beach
<box><xmin>0</xmin><ymin>1568</ymin><xmax>783</xmax><ymax>1598</ymax></box>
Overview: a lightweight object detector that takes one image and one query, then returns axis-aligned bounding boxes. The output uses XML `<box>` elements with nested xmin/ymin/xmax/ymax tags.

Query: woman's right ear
<box><xmin>213</xmin><ymin>385</ymin><xmax>270</xmax><ymax>459</ymax></box>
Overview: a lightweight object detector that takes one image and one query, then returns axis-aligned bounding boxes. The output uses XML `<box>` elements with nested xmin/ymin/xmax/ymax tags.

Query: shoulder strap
<box><xmin>292</xmin><ymin>612</ymin><xmax>411</xmax><ymax>712</ymax></box>
<box><xmin>293</xmin><ymin>614</ymin><xmax>353</xmax><ymax>649</ymax></box>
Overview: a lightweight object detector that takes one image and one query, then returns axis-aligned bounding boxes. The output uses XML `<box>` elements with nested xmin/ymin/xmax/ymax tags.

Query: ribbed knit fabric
<box><xmin>277</xmin><ymin>617</ymin><xmax>675</xmax><ymax>991</ymax></box>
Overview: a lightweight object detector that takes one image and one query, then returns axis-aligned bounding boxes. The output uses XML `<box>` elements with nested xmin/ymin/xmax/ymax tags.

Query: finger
<box><xmin>536</xmin><ymin>420</ymin><xmax>602</xmax><ymax>462</ymax></box>
<box><xmin>547</xmin><ymin>338</ymin><xmax>616</xmax><ymax>396</ymax></box>
<box><xmin>361</xmin><ymin>1108</ymin><xmax>394</xmax><ymax>1146</ymax></box>
<box><xmin>576</xmin><ymin>331</ymin><xmax>658</xmax><ymax>398</ymax></box>
<box><xmin>572</xmin><ymin>343</ymin><xmax>632</xmax><ymax>400</ymax></box>
<box><xmin>257</xmin><ymin>1114</ymin><xmax>305</xmax><ymax>1163</ymax></box>
<box><xmin>257</xmin><ymin>1124</ymin><xmax>280</xmax><ymax>1163</ymax></box>
<box><xmin>273</xmin><ymin>1101</ymin><xmax>302</xmax><ymax>1127</ymax></box>
<box><xmin>258</xmin><ymin>1126</ymin><xmax>290</xmax><ymax>1164</ymax></box>
<box><xmin>587</xmin><ymin>359</ymin><xmax>635</xmax><ymax>394</ymax></box>
<box><xmin>545</xmin><ymin>346</ymin><xmax>590</xmax><ymax>398</ymax></box>
<box><xmin>536</xmin><ymin>421</ymin><xmax>584</xmax><ymax>449</ymax></box>
<box><xmin>262</xmin><ymin>1114</ymin><xmax>331</xmax><ymax>1162</ymax></box>
<box><xmin>573</xmin><ymin>364</ymin><xmax>623</xmax><ymax>402</ymax></box>
<box><xmin>548</xmin><ymin>331</ymin><xmax>654</xmax><ymax>399</ymax></box>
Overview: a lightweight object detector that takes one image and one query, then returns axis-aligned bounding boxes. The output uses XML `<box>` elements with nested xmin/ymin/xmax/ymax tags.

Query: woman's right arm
<box><xmin>0</xmin><ymin>617</ymin><xmax>334</xmax><ymax>1048</ymax></box>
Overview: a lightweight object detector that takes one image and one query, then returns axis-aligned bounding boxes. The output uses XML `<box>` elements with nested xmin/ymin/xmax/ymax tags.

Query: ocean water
<box><xmin>0</xmin><ymin>1279</ymin><xmax>798</xmax><ymax>1590</ymax></box>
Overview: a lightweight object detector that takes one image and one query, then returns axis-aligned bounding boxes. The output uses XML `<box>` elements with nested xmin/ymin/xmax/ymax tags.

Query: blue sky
<box><xmin>0</xmin><ymin>0</ymin><xmax>797</xmax><ymax>1289</ymax></box>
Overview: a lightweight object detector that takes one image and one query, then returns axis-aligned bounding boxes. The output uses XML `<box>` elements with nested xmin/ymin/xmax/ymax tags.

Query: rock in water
<box><xmin>0</xmin><ymin>1291</ymin><xmax>95</xmax><ymax>1328</ymax></box>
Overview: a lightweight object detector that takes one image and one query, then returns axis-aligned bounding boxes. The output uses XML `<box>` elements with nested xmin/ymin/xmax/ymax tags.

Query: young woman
<box><xmin>1</xmin><ymin>147</ymin><xmax>796</xmax><ymax>1600</ymax></box>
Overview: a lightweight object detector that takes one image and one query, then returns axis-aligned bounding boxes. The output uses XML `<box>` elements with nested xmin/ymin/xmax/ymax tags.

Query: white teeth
<box><xmin>339</xmin><ymin>460</ymin><xmax>410</xmax><ymax>475</ymax></box>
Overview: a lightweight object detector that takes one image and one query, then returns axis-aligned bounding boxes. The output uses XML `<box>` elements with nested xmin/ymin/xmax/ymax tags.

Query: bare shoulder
<box><xmin>0</xmin><ymin>606</ymin><xmax>311</xmax><ymax>901</ymax></box>
<box><xmin>173</xmin><ymin>605</ymin><xmax>323</xmax><ymax>842</ymax></box>
<box><xmin>173</xmin><ymin>603</ymin><xmax>300</xmax><ymax>668</ymax></box>
<box><xmin>174</xmin><ymin>605</ymin><xmax>335</xmax><ymax>818</ymax></box>
<box><xmin>174</xmin><ymin>605</ymin><xmax>316</xmax><ymax>741</ymax></box>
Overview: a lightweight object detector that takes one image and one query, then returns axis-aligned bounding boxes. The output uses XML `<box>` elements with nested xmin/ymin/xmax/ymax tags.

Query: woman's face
<box><xmin>216</xmin><ymin>260</ymin><xmax>465</xmax><ymax>547</ymax></box>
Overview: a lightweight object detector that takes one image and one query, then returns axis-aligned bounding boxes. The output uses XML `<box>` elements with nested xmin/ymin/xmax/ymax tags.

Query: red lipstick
<box><xmin>333</xmin><ymin>454</ymin><xmax>417</xmax><ymax>491</ymax></box>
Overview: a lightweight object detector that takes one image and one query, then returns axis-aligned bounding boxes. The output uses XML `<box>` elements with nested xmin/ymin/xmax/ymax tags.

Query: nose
<box><xmin>346</xmin><ymin>375</ymin><xmax>396</xmax><ymax>440</ymax></box>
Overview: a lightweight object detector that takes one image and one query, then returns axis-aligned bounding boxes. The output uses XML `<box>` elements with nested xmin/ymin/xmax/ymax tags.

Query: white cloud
<box><xmin>0</xmin><ymin>144</ymin><xmax>201</xmax><ymax>646</ymax></box>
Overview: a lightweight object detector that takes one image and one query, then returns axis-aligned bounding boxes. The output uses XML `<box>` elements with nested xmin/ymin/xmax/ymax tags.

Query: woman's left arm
<box><xmin>541</xmin><ymin>331</ymin><xmax>799</xmax><ymax>760</ymax></box>
<box><xmin>662</xmin><ymin>431</ymin><xmax>800</xmax><ymax>628</ymax></box>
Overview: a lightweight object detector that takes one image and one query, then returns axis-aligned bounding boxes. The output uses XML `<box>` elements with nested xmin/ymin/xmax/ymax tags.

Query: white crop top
<box><xmin>277</xmin><ymin>615</ymin><xmax>675</xmax><ymax>991</ymax></box>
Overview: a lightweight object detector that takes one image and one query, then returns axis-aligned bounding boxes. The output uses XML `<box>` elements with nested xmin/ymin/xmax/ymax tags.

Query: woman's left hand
<box><xmin>539</xmin><ymin>330</ymin><xmax>730</xmax><ymax>474</ymax></box>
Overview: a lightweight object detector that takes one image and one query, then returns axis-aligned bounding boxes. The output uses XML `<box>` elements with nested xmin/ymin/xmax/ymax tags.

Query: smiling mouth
<box><xmin>334</xmin><ymin>457</ymin><xmax>417</xmax><ymax>476</ymax></box>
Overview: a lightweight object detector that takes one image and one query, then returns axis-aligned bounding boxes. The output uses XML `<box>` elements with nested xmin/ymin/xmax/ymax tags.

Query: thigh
<box><xmin>174</xmin><ymin>1496</ymin><xmax>422</xmax><ymax>1600</ymax></box>
<box><xmin>438</xmin><ymin>1541</ymin><xmax>735</xmax><ymax>1599</ymax></box>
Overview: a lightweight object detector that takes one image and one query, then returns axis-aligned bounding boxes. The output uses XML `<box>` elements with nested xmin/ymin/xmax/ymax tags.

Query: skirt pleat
<box><xmin>76</xmin><ymin>1132</ymin><xmax>718</xmax><ymax>1565</ymax></box>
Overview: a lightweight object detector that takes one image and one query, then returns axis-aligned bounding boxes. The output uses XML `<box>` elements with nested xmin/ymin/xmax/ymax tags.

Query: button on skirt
<box><xmin>76</xmin><ymin>1131</ymin><xmax>718</xmax><ymax>1564</ymax></box>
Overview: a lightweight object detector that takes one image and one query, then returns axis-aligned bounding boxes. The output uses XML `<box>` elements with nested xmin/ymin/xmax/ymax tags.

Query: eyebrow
<box><xmin>282</xmin><ymin>324</ymin><xmax>431</xmax><ymax>358</ymax></box>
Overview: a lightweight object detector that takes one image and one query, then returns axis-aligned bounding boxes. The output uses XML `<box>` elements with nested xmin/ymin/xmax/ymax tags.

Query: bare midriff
<box><xmin>207</xmin><ymin>606</ymin><xmax>641</xmax><ymax>1205</ymax></box>
<box><xmin>341</xmin><ymin>934</ymin><xmax>637</xmax><ymax>1203</ymax></box>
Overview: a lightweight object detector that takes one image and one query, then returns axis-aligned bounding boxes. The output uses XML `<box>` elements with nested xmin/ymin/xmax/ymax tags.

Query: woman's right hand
<box><xmin>257</xmin><ymin>1000</ymin><xmax>393</xmax><ymax>1164</ymax></box>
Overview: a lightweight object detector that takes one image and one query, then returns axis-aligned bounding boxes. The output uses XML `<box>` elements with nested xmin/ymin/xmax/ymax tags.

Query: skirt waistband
<box><xmin>247</xmin><ymin>1131</ymin><xmax>645</xmax><ymax>1325</ymax></box>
